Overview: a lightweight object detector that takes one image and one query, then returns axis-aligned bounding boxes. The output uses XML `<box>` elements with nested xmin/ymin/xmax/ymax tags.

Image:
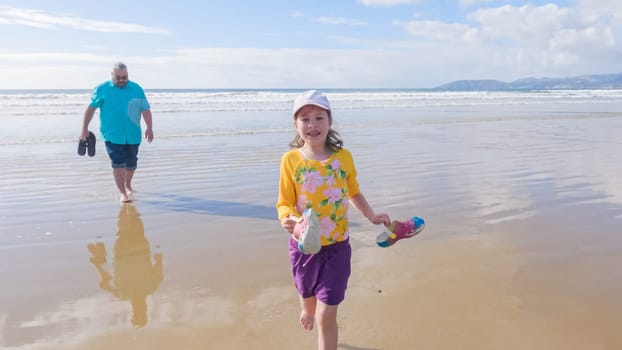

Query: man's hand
<box><xmin>145</xmin><ymin>128</ymin><xmax>154</xmax><ymax>142</ymax></box>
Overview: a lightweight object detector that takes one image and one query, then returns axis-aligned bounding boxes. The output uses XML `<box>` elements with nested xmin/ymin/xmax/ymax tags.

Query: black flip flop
<box><xmin>78</xmin><ymin>131</ymin><xmax>96</xmax><ymax>157</ymax></box>
<box><xmin>87</xmin><ymin>131</ymin><xmax>96</xmax><ymax>157</ymax></box>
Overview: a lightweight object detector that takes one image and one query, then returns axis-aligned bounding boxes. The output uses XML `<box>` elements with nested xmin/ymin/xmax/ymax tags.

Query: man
<box><xmin>81</xmin><ymin>62</ymin><xmax>154</xmax><ymax>202</ymax></box>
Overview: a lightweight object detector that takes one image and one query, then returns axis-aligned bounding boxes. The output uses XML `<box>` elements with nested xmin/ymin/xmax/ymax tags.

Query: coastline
<box><xmin>1</xmin><ymin>105</ymin><xmax>622</xmax><ymax>349</ymax></box>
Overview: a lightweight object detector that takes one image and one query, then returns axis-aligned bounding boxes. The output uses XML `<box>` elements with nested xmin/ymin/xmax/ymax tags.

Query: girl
<box><xmin>277</xmin><ymin>90</ymin><xmax>390</xmax><ymax>350</ymax></box>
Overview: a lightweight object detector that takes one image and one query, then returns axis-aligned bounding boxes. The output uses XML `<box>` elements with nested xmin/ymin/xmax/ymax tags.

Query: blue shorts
<box><xmin>288</xmin><ymin>238</ymin><xmax>351</xmax><ymax>305</ymax></box>
<box><xmin>104</xmin><ymin>142</ymin><xmax>140</xmax><ymax>170</ymax></box>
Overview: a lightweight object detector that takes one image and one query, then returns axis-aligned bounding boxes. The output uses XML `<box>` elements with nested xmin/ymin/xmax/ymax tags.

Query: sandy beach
<box><xmin>1</xmin><ymin>97</ymin><xmax>622</xmax><ymax>349</ymax></box>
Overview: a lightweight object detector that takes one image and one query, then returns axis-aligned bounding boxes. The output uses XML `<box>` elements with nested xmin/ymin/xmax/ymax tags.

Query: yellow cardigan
<box><xmin>277</xmin><ymin>148</ymin><xmax>360</xmax><ymax>245</ymax></box>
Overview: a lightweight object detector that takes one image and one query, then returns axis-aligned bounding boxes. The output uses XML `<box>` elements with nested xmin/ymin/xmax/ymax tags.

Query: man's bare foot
<box><xmin>120</xmin><ymin>193</ymin><xmax>132</xmax><ymax>203</ymax></box>
<box><xmin>125</xmin><ymin>186</ymin><xmax>135</xmax><ymax>201</ymax></box>
<box><xmin>300</xmin><ymin>310</ymin><xmax>315</xmax><ymax>331</ymax></box>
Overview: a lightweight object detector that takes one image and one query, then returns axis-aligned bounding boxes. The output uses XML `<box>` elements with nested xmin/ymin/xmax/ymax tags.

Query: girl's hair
<box><xmin>289</xmin><ymin>110</ymin><xmax>343</xmax><ymax>151</ymax></box>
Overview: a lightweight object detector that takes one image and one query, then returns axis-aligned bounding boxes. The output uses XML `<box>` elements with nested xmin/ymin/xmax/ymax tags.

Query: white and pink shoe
<box><xmin>292</xmin><ymin>208</ymin><xmax>321</xmax><ymax>254</ymax></box>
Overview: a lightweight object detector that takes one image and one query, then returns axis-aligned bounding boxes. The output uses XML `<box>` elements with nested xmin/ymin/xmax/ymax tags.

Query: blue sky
<box><xmin>0</xmin><ymin>0</ymin><xmax>620</xmax><ymax>89</ymax></box>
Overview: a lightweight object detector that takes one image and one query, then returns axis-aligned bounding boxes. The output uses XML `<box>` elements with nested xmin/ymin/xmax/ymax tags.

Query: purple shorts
<box><xmin>288</xmin><ymin>238</ymin><xmax>351</xmax><ymax>306</ymax></box>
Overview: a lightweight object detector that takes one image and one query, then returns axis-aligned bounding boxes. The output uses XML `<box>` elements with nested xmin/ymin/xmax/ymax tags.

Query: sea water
<box><xmin>1</xmin><ymin>89</ymin><xmax>622</xmax><ymax>349</ymax></box>
<box><xmin>1</xmin><ymin>88</ymin><xmax>621</xmax><ymax>145</ymax></box>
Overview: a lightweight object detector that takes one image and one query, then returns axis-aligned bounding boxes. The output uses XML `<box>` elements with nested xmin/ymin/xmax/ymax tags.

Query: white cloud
<box><xmin>0</xmin><ymin>51</ymin><xmax>111</xmax><ymax>63</ymax></box>
<box><xmin>459</xmin><ymin>0</ymin><xmax>495</xmax><ymax>7</ymax></box>
<box><xmin>471</xmin><ymin>4</ymin><xmax>621</xmax><ymax>70</ymax></box>
<box><xmin>0</xmin><ymin>5</ymin><xmax>169</xmax><ymax>34</ymax></box>
<box><xmin>0</xmin><ymin>48</ymin><xmax>453</xmax><ymax>89</ymax></box>
<box><xmin>394</xmin><ymin>20</ymin><xmax>479</xmax><ymax>43</ymax></box>
<box><xmin>289</xmin><ymin>10</ymin><xmax>304</xmax><ymax>18</ymax></box>
<box><xmin>393</xmin><ymin>3</ymin><xmax>622</xmax><ymax>80</ymax></box>
<box><xmin>358</xmin><ymin>0</ymin><xmax>420</xmax><ymax>7</ymax></box>
<box><xmin>468</xmin><ymin>4</ymin><xmax>570</xmax><ymax>45</ymax></box>
<box><xmin>1</xmin><ymin>2</ymin><xmax>621</xmax><ymax>89</ymax></box>
<box><xmin>576</xmin><ymin>0</ymin><xmax>622</xmax><ymax>19</ymax></box>
<box><xmin>314</xmin><ymin>17</ymin><xmax>368</xmax><ymax>26</ymax></box>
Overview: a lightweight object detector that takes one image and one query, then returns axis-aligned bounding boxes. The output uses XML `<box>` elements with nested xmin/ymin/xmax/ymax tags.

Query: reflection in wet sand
<box><xmin>87</xmin><ymin>204</ymin><xmax>163</xmax><ymax>327</ymax></box>
<box><xmin>1</xmin><ymin>101</ymin><xmax>622</xmax><ymax>349</ymax></box>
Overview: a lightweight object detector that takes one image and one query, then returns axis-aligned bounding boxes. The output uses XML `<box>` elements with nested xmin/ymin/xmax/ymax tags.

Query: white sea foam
<box><xmin>1</xmin><ymin>89</ymin><xmax>621</xmax><ymax>145</ymax></box>
<box><xmin>1</xmin><ymin>89</ymin><xmax>621</xmax><ymax>117</ymax></box>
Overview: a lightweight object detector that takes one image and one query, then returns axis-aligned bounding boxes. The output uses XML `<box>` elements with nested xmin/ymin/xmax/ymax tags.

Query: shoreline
<box><xmin>2</xmin><ymin>108</ymin><xmax>622</xmax><ymax>349</ymax></box>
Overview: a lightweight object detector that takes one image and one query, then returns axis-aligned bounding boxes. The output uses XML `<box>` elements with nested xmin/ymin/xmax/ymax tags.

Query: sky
<box><xmin>0</xmin><ymin>0</ymin><xmax>621</xmax><ymax>89</ymax></box>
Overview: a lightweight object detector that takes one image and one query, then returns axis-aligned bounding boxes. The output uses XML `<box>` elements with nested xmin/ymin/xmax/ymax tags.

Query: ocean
<box><xmin>1</xmin><ymin>88</ymin><xmax>622</xmax><ymax>349</ymax></box>
<box><xmin>2</xmin><ymin>87</ymin><xmax>621</xmax><ymax>240</ymax></box>
<box><xmin>1</xmin><ymin>88</ymin><xmax>622</xmax><ymax>145</ymax></box>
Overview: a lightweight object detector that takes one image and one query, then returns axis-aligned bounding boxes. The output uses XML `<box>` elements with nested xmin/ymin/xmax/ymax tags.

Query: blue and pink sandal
<box><xmin>376</xmin><ymin>216</ymin><xmax>425</xmax><ymax>248</ymax></box>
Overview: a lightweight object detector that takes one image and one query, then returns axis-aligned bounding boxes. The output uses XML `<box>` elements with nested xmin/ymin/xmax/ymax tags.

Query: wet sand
<box><xmin>1</xmin><ymin>109</ymin><xmax>622</xmax><ymax>349</ymax></box>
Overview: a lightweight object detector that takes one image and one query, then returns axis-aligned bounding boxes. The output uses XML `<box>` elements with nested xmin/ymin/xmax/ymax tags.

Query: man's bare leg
<box><xmin>125</xmin><ymin>169</ymin><xmax>135</xmax><ymax>196</ymax></box>
<box><xmin>113</xmin><ymin>168</ymin><xmax>131</xmax><ymax>202</ymax></box>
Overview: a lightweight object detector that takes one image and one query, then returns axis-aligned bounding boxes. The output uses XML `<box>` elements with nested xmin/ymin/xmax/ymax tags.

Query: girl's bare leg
<box><xmin>316</xmin><ymin>301</ymin><xmax>338</xmax><ymax>350</ymax></box>
<box><xmin>299</xmin><ymin>295</ymin><xmax>317</xmax><ymax>330</ymax></box>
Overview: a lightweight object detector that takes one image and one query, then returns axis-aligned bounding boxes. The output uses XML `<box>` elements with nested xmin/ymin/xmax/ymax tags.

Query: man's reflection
<box><xmin>87</xmin><ymin>203</ymin><xmax>163</xmax><ymax>327</ymax></box>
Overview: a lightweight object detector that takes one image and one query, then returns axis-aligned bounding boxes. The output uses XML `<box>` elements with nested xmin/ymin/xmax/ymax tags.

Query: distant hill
<box><xmin>434</xmin><ymin>73</ymin><xmax>622</xmax><ymax>91</ymax></box>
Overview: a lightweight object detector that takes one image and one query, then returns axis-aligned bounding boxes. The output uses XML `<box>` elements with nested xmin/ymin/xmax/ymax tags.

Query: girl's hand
<box><xmin>281</xmin><ymin>215</ymin><xmax>298</xmax><ymax>234</ymax></box>
<box><xmin>368</xmin><ymin>213</ymin><xmax>391</xmax><ymax>227</ymax></box>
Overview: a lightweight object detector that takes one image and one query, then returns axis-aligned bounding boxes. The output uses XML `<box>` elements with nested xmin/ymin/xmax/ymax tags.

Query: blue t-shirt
<box><xmin>89</xmin><ymin>80</ymin><xmax>151</xmax><ymax>144</ymax></box>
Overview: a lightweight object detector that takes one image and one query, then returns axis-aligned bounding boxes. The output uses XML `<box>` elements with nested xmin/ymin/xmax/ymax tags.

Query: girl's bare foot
<box><xmin>300</xmin><ymin>310</ymin><xmax>315</xmax><ymax>330</ymax></box>
<box><xmin>120</xmin><ymin>193</ymin><xmax>132</xmax><ymax>203</ymax></box>
<box><xmin>299</xmin><ymin>296</ymin><xmax>316</xmax><ymax>331</ymax></box>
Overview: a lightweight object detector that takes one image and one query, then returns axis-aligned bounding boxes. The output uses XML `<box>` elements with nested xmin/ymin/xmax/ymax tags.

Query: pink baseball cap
<box><xmin>292</xmin><ymin>90</ymin><xmax>331</xmax><ymax>117</ymax></box>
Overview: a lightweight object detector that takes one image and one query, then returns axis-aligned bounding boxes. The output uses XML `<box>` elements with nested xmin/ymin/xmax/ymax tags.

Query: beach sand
<box><xmin>1</xmin><ymin>109</ymin><xmax>622</xmax><ymax>349</ymax></box>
